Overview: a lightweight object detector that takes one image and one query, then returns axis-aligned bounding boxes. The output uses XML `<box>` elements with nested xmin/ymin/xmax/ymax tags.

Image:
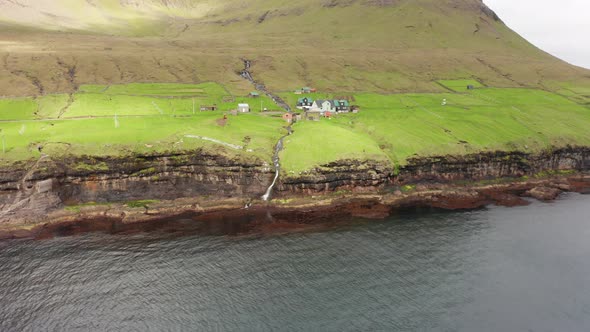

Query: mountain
<box><xmin>0</xmin><ymin>0</ymin><xmax>589</xmax><ymax>96</ymax></box>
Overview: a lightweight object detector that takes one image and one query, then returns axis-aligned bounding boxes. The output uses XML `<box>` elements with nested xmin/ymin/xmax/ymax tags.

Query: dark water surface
<box><xmin>1</xmin><ymin>194</ymin><xmax>589</xmax><ymax>331</ymax></box>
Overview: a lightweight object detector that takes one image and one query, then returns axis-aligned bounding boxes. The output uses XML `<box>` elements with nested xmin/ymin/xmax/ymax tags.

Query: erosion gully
<box><xmin>240</xmin><ymin>59</ymin><xmax>292</xmax><ymax>201</ymax></box>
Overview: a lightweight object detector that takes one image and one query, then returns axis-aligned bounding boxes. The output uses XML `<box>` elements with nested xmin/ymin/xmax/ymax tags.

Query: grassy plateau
<box><xmin>1</xmin><ymin>80</ymin><xmax>589</xmax><ymax>175</ymax></box>
<box><xmin>0</xmin><ymin>0</ymin><xmax>589</xmax><ymax>175</ymax></box>
<box><xmin>0</xmin><ymin>82</ymin><xmax>285</xmax><ymax>163</ymax></box>
<box><xmin>281</xmin><ymin>86</ymin><xmax>590</xmax><ymax>172</ymax></box>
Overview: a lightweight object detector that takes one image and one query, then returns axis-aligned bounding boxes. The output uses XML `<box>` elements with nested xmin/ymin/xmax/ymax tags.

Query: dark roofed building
<box><xmin>333</xmin><ymin>100</ymin><xmax>350</xmax><ymax>113</ymax></box>
<box><xmin>296</xmin><ymin>97</ymin><xmax>314</xmax><ymax>110</ymax></box>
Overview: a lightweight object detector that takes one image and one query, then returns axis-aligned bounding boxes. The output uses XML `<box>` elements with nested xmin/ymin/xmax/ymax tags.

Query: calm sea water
<box><xmin>1</xmin><ymin>194</ymin><xmax>589</xmax><ymax>331</ymax></box>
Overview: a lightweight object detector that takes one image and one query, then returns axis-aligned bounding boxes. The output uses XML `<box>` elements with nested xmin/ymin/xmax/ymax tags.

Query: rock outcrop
<box><xmin>0</xmin><ymin>150</ymin><xmax>273</xmax><ymax>221</ymax></box>
<box><xmin>279</xmin><ymin>160</ymin><xmax>392</xmax><ymax>193</ymax></box>
<box><xmin>1</xmin><ymin>147</ymin><xmax>589</xmax><ymax>223</ymax></box>
<box><xmin>397</xmin><ymin>147</ymin><xmax>589</xmax><ymax>184</ymax></box>
<box><xmin>278</xmin><ymin>147</ymin><xmax>589</xmax><ymax>194</ymax></box>
<box><xmin>525</xmin><ymin>187</ymin><xmax>562</xmax><ymax>201</ymax></box>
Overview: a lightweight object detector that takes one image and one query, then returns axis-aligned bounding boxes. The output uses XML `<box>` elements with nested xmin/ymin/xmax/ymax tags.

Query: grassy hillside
<box><xmin>0</xmin><ymin>0</ymin><xmax>589</xmax><ymax>97</ymax></box>
<box><xmin>1</xmin><ymin>81</ymin><xmax>589</xmax><ymax>173</ymax></box>
<box><xmin>0</xmin><ymin>82</ymin><xmax>285</xmax><ymax>162</ymax></box>
<box><xmin>281</xmin><ymin>86</ymin><xmax>590</xmax><ymax>172</ymax></box>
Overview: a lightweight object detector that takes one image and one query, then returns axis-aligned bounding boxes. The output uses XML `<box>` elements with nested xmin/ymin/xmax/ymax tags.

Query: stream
<box><xmin>240</xmin><ymin>59</ymin><xmax>291</xmax><ymax>112</ymax></box>
<box><xmin>262</xmin><ymin>133</ymin><xmax>287</xmax><ymax>201</ymax></box>
<box><xmin>239</xmin><ymin>59</ymin><xmax>292</xmax><ymax>201</ymax></box>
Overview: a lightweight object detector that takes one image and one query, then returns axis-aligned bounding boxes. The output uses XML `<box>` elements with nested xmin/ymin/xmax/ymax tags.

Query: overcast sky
<box><xmin>484</xmin><ymin>0</ymin><xmax>590</xmax><ymax>69</ymax></box>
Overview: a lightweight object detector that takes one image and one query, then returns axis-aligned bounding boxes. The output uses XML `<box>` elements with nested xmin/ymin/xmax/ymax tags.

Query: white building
<box><xmin>238</xmin><ymin>103</ymin><xmax>250</xmax><ymax>113</ymax></box>
<box><xmin>309</xmin><ymin>100</ymin><xmax>335</xmax><ymax>114</ymax></box>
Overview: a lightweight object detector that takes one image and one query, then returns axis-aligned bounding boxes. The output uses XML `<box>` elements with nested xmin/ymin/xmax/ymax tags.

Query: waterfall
<box><xmin>237</xmin><ymin>58</ymin><xmax>292</xmax><ymax>201</ymax></box>
<box><xmin>262</xmin><ymin>135</ymin><xmax>286</xmax><ymax>201</ymax></box>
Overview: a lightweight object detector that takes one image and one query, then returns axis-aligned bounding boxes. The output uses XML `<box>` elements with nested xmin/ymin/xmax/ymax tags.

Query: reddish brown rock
<box><xmin>525</xmin><ymin>187</ymin><xmax>562</xmax><ymax>201</ymax></box>
<box><xmin>0</xmin><ymin>145</ymin><xmax>588</xmax><ymax>240</ymax></box>
<box><xmin>394</xmin><ymin>190</ymin><xmax>490</xmax><ymax>210</ymax></box>
<box><xmin>481</xmin><ymin>190</ymin><xmax>530</xmax><ymax>207</ymax></box>
<box><xmin>347</xmin><ymin>200</ymin><xmax>391</xmax><ymax>219</ymax></box>
<box><xmin>568</xmin><ymin>178</ymin><xmax>590</xmax><ymax>194</ymax></box>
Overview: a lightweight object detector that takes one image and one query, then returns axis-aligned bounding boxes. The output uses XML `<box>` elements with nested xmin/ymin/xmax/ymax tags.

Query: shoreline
<box><xmin>1</xmin><ymin>173</ymin><xmax>588</xmax><ymax>241</ymax></box>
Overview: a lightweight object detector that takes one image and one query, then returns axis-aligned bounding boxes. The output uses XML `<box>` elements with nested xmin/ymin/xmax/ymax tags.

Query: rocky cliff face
<box><xmin>396</xmin><ymin>147</ymin><xmax>589</xmax><ymax>184</ymax></box>
<box><xmin>0</xmin><ymin>150</ymin><xmax>273</xmax><ymax>220</ymax></box>
<box><xmin>279</xmin><ymin>160</ymin><xmax>393</xmax><ymax>193</ymax></box>
<box><xmin>1</xmin><ymin>147</ymin><xmax>588</xmax><ymax>221</ymax></box>
<box><xmin>279</xmin><ymin>147</ymin><xmax>589</xmax><ymax>193</ymax></box>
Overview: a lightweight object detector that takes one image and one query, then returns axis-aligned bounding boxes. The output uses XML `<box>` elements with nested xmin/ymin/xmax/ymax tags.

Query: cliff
<box><xmin>279</xmin><ymin>147</ymin><xmax>589</xmax><ymax>192</ymax></box>
<box><xmin>0</xmin><ymin>150</ymin><xmax>274</xmax><ymax>221</ymax></box>
<box><xmin>1</xmin><ymin>146</ymin><xmax>588</xmax><ymax>224</ymax></box>
<box><xmin>396</xmin><ymin>147</ymin><xmax>589</xmax><ymax>184</ymax></box>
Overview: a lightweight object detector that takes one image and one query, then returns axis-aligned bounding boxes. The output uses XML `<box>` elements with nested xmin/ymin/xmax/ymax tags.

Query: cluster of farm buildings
<box><xmin>295</xmin><ymin>97</ymin><xmax>358</xmax><ymax>114</ymax></box>
<box><xmin>199</xmin><ymin>87</ymin><xmax>359</xmax><ymax>123</ymax></box>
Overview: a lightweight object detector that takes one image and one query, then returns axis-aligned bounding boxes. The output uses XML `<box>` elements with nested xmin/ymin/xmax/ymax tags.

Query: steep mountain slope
<box><xmin>0</xmin><ymin>0</ymin><xmax>588</xmax><ymax>96</ymax></box>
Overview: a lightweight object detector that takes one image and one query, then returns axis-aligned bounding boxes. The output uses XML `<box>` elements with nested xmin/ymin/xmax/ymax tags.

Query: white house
<box><xmin>238</xmin><ymin>103</ymin><xmax>250</xmax><ymax>113</ymax></box>
<box><xmin>309</xmin><ymin>100</ymin><xmax>335</xmax><ymax>114</ymax></box>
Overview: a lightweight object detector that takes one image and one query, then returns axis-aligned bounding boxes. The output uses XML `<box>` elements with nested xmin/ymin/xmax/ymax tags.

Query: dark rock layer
<box><xmin>0</xmin><ymin>147</ymin><xmax>588</xmax><ymax>222</ymax></box>
<box><xmin>280</xmin><ymin>147</ymin><xmax>589</xmax><ymax>193</ymax></box>
<box><xmin>397</xmin><ymin>147</ymin><xmax>589</xmax><ymax>184</ymax></box>
<box><xmin>0</xmin><ymin>150</ymin><xmax>273</xmax><ymax>220</ymax></box>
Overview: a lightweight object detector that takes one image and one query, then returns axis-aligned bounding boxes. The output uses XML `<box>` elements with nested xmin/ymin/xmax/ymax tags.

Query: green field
<box><xmin>279</xmin><ymin>85</ymin><xmax>590</xmax><ymax>172</ymax></box>
<box><xmin>281</xmin><ymin>121</ymin><xmax>389</xmax><ymax>173</ymax></box>
<box><xmin>437</xmin><ymin>79</ymin><xmax>485</xmax><ymax>92</ymax></box>
<box><xmin>0</xmin><ymin>98</ymin><xmax>37</xmax><ymax>121</ymax></box>
<box><xmin>0</xmin><ymin>82</ymin><xmax>277</xmax><ymax>120</ymax></box>
<box><xmin>1</xmin><ymin>81</ymin><xmax>590</xmax><ymax>174</ymax></box>
<box><xmin>0</xmin><ymin>114</ymin><xmax>285</xmax><ymax>162</ymax></box>
<box><xmin>0</xmin><ymin>95</ymin><xmax>73</xmax><ymax>120</ymax></box>
<box><xmin>0</xmin><ymin>83</ymin><xmax>285</xmax><ymax>162</ymax></box>
<box><xmin>79</xmin><ymin>82</ymin><xmax>226</xmax><ymax>97</ymax></box>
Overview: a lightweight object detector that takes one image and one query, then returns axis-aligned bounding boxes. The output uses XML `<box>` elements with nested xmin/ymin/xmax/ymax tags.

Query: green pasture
<box><xmin>0</xmin><ymin>98</ymin><xmax>37</xmax><ymax>121</ymax></box>
<box><xmin>69</xmin><ymin>82</ymin><xmax>276</xmax><ymax>118</ymax></box>
<box><xmin>0</xmin><ymin>82</ymin><xmax>276</xmax><ymax>120</ymax></box>
<box><xmin>2</xmin><ymin>80</ymin><xmax>590</xmax><ymax>174</ymax></box>
<box><xmin>554</xmin><ymin>83</ymin><xmax>590</xmax><ymax>105</ymax></box>
<box><xmin>79</xmin><ymin>82</ymin><xmax>227</xmax><ymax>97</ymax></box>
<box><xmin>437</xmin><ymin>79</ymin><xmax>484</xmax><ymax>92</ymax></box>
<box><xmin>64</xmin><ymin>93</ymin><xmax>276</xmax><ymax>118</ymax></box>
<box><xmin>0</xmin><ymin>95</ymin><xmax>71</xmax><ymax>120</ymax></box>
<box><xmin>280</xmin><ymin>121</ymin><xmax>389</xmax><ymax>174</ymax></box>
<box><xmin>279</xmin><ymin>86</ymin><xmax>590</xmax><ymax>171</ymax></box>
<box><xmin>0</xmin><ymin>113</ymin><xmax>285</xmax><ymax>162</ymax></box>
<box><xmin>557</xmin><ymin>89</ymin><xmax>590</xmax><ymax>105</ymax></box>
<box><xmin>64</xmin><ymin>94</ymin><xmax>190</xmax><ymax>117</ymax></box>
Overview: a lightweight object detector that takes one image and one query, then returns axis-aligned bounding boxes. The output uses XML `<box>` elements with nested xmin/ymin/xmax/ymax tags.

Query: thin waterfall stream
<box><xmin>262</xmin><ymin>130</ymin><xmax>290</xmax><ymax>201</ymax></box>
<box><xmin>238</xmin><ymin>59</ymin><xmax>292</xmax><ymax>201</ymax></box>
<box><xmin>261</xmin><ymin>137</ymin><xmax>283</xmax><ymax>201</ymax></box>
